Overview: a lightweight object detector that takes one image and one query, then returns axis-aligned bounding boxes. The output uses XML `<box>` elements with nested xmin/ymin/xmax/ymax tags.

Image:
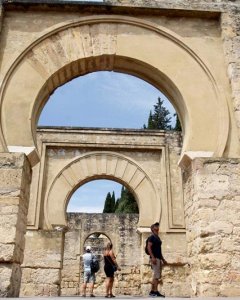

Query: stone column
<box><xmin>0</xmin><ymin>153</ymin><xmax>31</xmax><ymax>296</ymax></box>
<box><xmin>183</xmin><ymin>158</ymin><xmax>240</xmax><ymax>297</ymax></box>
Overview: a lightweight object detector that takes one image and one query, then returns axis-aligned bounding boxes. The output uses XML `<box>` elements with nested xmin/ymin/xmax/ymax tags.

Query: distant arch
<box><xmin>45</xmin><ymin>151</ymin><xmax>159</xmax><ymax>229</ymax></box>
<box><xmin>83</xmin><ymin>232</ymin><xmax>112</xmax><ymax>254</ymax></box>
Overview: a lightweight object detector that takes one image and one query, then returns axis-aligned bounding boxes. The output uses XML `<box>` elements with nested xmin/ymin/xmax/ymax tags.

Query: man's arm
<box><xmin>160</xmin><ymin>251</ymin><xmax>167</xmax><ymax>265</ymax></box>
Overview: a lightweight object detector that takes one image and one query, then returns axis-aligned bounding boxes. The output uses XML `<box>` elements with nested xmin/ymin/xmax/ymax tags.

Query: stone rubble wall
<box><xmin>60</xmin><ymin>213</ymin><xmax>189</xmax><ymax>297</ymax></box>
<box><xmin>183</xmin><ymin>158</ymin><xmax>240</xmax><ymax>297</ymax></box>
<box><xmin>61</xmin><ymin>213</ymin><xmax>142</xmax><ymax>296</ymax></box>
<box><xmin>0</xmin><ymin>153</ymin><xmax>31</xmax><ymax>297</ymax></box>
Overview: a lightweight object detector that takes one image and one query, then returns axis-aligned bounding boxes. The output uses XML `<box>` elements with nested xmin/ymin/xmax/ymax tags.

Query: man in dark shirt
<box><xmin>147</xmin><ymin>222</ymin><xmax>167</xmax><ymax>297</ymax></box>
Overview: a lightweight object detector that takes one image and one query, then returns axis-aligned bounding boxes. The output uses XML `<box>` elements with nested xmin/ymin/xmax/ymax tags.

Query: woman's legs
<box><xmin>105</xmin><ymin>277</ymin><xmax>111</xmax><ymax>296</ymax></box>
<box><xmin>109</xmin><ymin>277</ymin><xmax>114</xmax><ymax>296</ymax></box>
<box><xmin>105</xmin><ymin>276</ymin><xmax>114</xmax><ymax>297</ymax></box>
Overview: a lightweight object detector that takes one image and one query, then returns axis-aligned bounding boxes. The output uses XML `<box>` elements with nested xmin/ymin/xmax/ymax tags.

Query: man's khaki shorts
<box><xmin>152</xmin><ymin>258</ymin><xmax>162</xmax><ymax>280</ymax></box>
<box><xmin>84</xmin><ymin>270</ymin><xmax>96</xmax><ymax>283</ymax></box>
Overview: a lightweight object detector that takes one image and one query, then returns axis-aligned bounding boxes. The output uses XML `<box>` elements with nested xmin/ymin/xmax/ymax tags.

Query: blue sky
<box><xmin>68</xmin><ymin>180</ymin><xmax>122</xmax><ymax>212</ymax></box>
<box><xmin>39</xmin><ymin>71</ymin><xmax>176</xmax><ymax>212</ymax></box>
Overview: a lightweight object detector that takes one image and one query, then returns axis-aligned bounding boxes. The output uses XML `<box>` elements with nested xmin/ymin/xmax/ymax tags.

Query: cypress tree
<box><xmin>111</xmin><ymin>191</ymin><xmax>116</xmax><ymax>212</ymax></box>
<box><xmin>115</xmin><ymin>186</ymin><xmax>138</xmax><ymax>213</ymax></box>
<box><xmin>174</xmin><ymin>113</ymin><xmax>182</xmax><ymax>131</ymax></box>
<box><xmin>115</xmin><ymin>198</ymin><xmax>120</xmax><ymax>211</ymax></box>
<box><xmin>103</xmin><ymin>192</ymin><xmax>114</xmax><ymax>213</ymax></box>
<box><xmin>103</xmin><ymin>186</ymin><xmax>139</xmax><ymax>214</ymax></box>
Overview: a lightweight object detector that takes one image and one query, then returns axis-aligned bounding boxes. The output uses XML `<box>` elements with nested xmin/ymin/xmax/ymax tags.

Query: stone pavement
<box><xmin>2</xmin><ymin>297</ymin><xmax>240</xmax><ymax>300</ymax></box>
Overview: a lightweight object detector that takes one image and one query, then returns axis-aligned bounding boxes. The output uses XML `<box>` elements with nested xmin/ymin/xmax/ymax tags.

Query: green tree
<box><xmin>144</xmin><ymin>110</ymin><xmax>155</xmax><ymax>129</ymax></box>
<box><xmin>174</xmin><ymin>113</ymin><xmax>182</xmax><ymax>131</ymax></box>
<box><xmin>122</xmin><ymin>189</ymin><xmax>138</xmax><ymax>213</ymax></box>
<box><xmin>111</xmin><ymin>191</ymin><xmax>116</xmax><ymax>212</ymax></box>
<box><xmin>115</xmin><ymin>186</ymin><xmax>139</xmax><ymax>213</ymax></box>
<box><xmin>115</xmin><ymin>198</ymin><xmax>120</xmax><ymax>211</ymax></box>
<box><xmin>144</xmin><ymin>97</ymin><xmax>172</xmax><ymax>130</ymax></box>
<box><xmin>103</xmin><ymin>186</ymin><xmax>139</xmax><ymax>214</ymax></box>
<box><xmin>103</xmin><ymin>192</ymin><xmax>114</xmax><ymax>213</ymax></box>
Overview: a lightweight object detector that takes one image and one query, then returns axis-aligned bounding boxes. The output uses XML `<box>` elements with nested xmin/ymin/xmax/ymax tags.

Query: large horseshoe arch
<box><xmin>0</xmin><ymin>16</ymin><xmax>229</xmax><ymax>162</ymax></box>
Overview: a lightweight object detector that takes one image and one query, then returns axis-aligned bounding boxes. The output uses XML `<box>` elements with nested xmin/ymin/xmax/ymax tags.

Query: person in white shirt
<box><xmin>82</xmin><ymin>245</ymin><xmax>96</xmax><ymax>297</ymax></box>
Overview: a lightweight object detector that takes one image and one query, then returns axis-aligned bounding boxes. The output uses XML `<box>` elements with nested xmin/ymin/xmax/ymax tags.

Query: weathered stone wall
<box><xmin>61</xmin><ymin>213</ymin><xmax>189</xmax><ymax>297</ymax></box>
<box><xmin>0</xmin><ymin>153</ymin><xmax>31</xmax><ymax>297</ymax></box>
<box><xmin>183</xmin><ymin>158</ymin><xmax>240</xmax><ymax>297</ymax></box>
<box><xmin>20</xmin><ymin>230</ymin><xmax>63</xmax><ymax>296</ymax></box>
<box><xmin>61</xmin><ymin>213</ymin><xmax>142</xmax><ymax>296</ymax></box>
<box><xmin>19</xmin><ymin>212</ymin><xmax>189</xmax><ymax>297</ymax></box>
<box><xmin>141</xmin><ymin>231</ymin><xmax>190</xmax><ymax>297</ymax></box>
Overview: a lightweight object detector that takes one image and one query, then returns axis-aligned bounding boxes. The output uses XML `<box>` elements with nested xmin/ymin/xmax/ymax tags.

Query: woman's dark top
<box><xmin>104</xmin><ymin>255</ymin><xmax>115</xmax><ymax>278</ymax></box>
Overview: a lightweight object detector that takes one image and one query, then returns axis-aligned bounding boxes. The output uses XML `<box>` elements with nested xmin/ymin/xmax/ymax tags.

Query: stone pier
<box><xmin>183</xmin><ymin>158</ymin><xmax>240</xmax><ymax>297</ymax></box>
<box><xmin>0</xmin><ymin>153</ymin><xmax>31</xmax><ymax>296</ymax></box>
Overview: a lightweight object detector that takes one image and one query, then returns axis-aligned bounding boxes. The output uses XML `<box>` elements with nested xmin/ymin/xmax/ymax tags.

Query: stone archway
<box><xmin>45</xmin><ymin>151</ymin><xmax>159</xmax><ymax>229</ymax></box>
<box><xmin>1</xmin><ymin>6</ymin><xmax>240</xmax><ymax>298</ymax></box>
<box><xmin>0</xmin><ymin>16</ymin><xmax>232</xmax><ymax>163</ymax></box>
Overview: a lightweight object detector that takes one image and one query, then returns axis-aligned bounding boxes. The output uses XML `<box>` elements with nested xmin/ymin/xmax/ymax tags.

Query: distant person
<box><xmin>103</xmin><ymin>242</ymin><xmax>121</xmax><ymax>298</ymax></box>
<box><xmin>147</xmin><ymin>222</ymin><xmax>167</xmax><ymax>297</ymax></box>
<box><xmin>82</xmin><ymin>245</ymin><xmax>97</xmax><ymax>297</ymax></box>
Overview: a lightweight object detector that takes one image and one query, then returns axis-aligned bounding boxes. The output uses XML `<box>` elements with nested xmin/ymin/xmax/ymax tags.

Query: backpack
<box><xmin>90</xmin><ymin>256</ymin><xmax>100</xmax><ymax>273</ymax></box>
<box><xmin>145</xmin><ymin>237</ymin><xmax>150</xmax><ymax>255</ymax></box>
